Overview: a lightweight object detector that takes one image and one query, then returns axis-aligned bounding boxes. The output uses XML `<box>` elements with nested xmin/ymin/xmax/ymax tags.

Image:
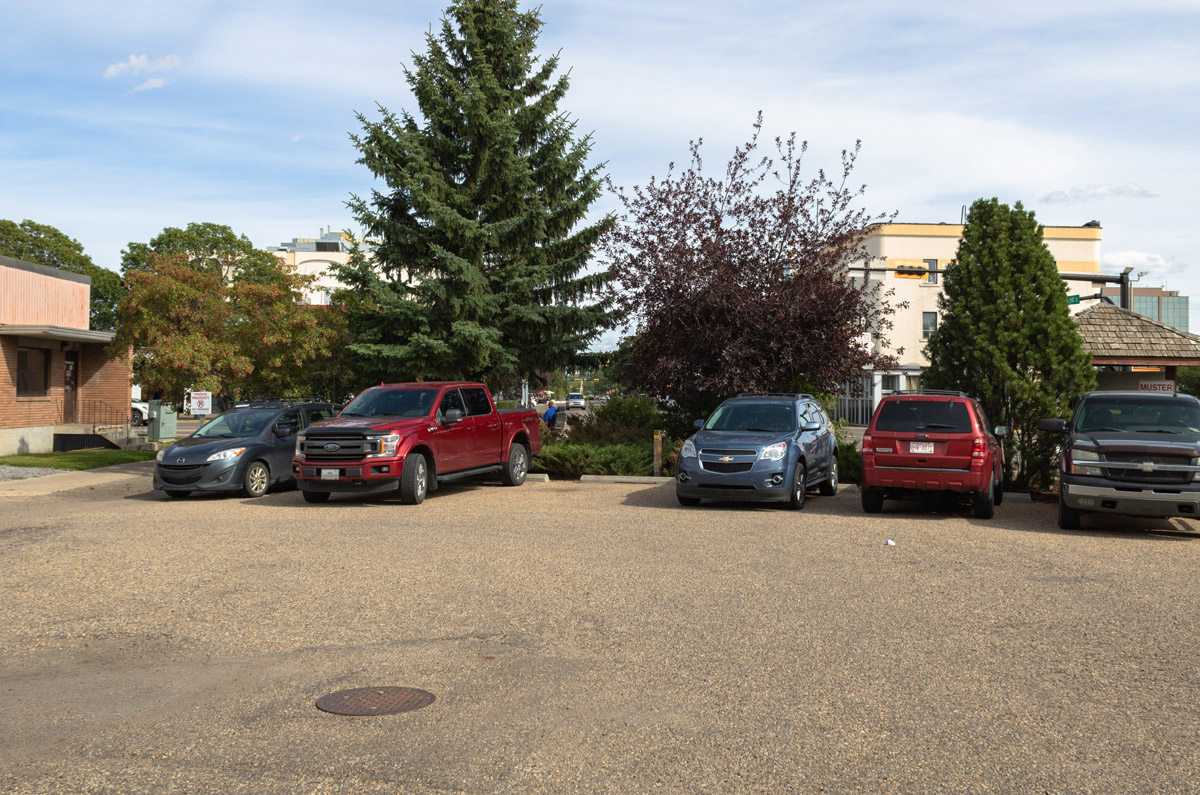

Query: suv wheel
<box><xmin>1058</xmin><ymin>489</ymin><xmax>1082</xmax><ymax>530</ymax></box>
<box><xmin>993</xmin><ymin>476</ymin><xmax>1004</xmax><ymax>506</ymax></box>
<box><xmin>818</xmin><ymin>454</ymin><xmax>839</xmax><ymax>496</ymax></box>
<box><xmin>788</xmin><ymin>464</ymin><xmax>807</xmax><ymax>510</ymax></box>
<box><xmin>971</xmin><ymin>487</ymin><xmax>994</xmax><ymax>519</ymax></box>
<box><xmin>861</xmin><ymin>486</ymin><xmax>883</xmax><ymax>513</ymax></box>
<box><xmin>399</xmin><ymin>452</ymin><xmax>428</xmax><ymax>505</ymax></box>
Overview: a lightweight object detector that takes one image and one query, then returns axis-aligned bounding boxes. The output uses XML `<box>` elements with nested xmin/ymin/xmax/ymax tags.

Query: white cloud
<box><xmin>132</xmin><ymin>78</ymin><xmax>167</xmax><ymax>92</ymax></box>
<box><xmin>1040</xmin><ymin>184</ymin><xmax>1158</xmax><ymax>204</ymax></box>
<box><xmin>290</xmin><ymin>135</ymin><xmax>303</xmax><ymax>143</ymax></box>
<box><xmin>1103</xmin><ymin>249</ymin><xmax>1189</xmax><ymax>280</ymax></box>
<box><xmin>104</xmin><ymin>54</ymin><xmax>181</xmax><ymax>79</ymax></box>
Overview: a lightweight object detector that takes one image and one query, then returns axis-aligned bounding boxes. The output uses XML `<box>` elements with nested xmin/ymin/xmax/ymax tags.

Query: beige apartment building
<box><xmin>268</xmin><ymin>229</ymin><xmax>382</xmax><ymax>306</ymax></box>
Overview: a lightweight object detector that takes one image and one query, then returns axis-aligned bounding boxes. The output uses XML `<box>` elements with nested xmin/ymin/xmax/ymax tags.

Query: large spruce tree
<box><xmin>924</xmin><ymin>198</ymin><xmax>1095</xmax><ymax>487</ymax></box>
<box><xmin>342</xmin><ymin>0</ymin><xmax>612</xmax><ymax>388</ymax></box>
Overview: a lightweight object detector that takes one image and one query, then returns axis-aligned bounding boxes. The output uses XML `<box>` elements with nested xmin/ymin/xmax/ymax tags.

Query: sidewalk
<box><xmin>0</xmin><ymin>460</ymin><xmax>154</xmax><ymax>498</ymax></box>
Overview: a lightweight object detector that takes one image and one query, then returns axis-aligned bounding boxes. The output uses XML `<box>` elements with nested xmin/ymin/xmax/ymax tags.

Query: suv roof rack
<box><xmin>887</xmin><ymin>390</ymin><xmax>968</xmax><ymax>398</ymax></box>
<box><xmin>736</xmin><ymin>392</ymin><xmax>815</xmax><ymax>400</ymax></box>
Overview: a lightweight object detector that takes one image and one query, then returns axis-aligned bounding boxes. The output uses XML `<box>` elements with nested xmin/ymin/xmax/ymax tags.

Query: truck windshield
<box><xmin>1076</xmin><ymin>397</ymin><xmax>1200</xmax><ymax>434</ymax></box>
<box><xmin>195</xmin><ymin>410</ymin><xmax>276</xmax><ymax>438</ymax></box>
<box><xmin>340</xmin><ymin>388</ymin><xmax>438</xmax><ymax>418</ymax></box>
<box><xmin>705</xmin><ymin>403</ymin><xmax>795</xmax><ymax>433</ymax></box>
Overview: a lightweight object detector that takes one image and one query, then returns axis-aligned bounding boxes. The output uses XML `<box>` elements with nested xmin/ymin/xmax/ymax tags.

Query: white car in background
<box><xmin>131</xmin><ymin>400</ymin><xmax>149</xmax><ymax>426</ymax></box>
<box><xmin>567</xmin><ymin>393</ymin><xmax>587</xmax><ymax>410</ymax></box>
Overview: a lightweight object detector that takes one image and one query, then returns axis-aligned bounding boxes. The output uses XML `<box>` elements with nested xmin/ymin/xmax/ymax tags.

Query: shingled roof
<box><xmin>1075</xmin><ymin>302</ymin><xmax>1200</xmax><ymax>365</ymax></box>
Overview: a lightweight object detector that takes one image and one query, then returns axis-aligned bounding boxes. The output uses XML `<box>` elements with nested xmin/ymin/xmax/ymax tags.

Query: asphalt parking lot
<box><xmin>3</xmin><ymin>468</ymin><xmax>1200</xmax><ymax>793</ymax></box>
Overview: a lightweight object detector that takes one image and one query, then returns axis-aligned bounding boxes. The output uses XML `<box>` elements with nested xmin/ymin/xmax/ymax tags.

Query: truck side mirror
<box><xmin>1036</xmin><ymin>418</ymin><xmax>1067</xmax><ymax>433</ymax></box>
<box><xmin>442</xmin><ymin>408</ymin><xmax>464</xmax><ymax>425</ymax></box>
<box><xmin>994</xmin><ymin>426</ymin><xmax>1008</xmax><ymax>437</ymax></box>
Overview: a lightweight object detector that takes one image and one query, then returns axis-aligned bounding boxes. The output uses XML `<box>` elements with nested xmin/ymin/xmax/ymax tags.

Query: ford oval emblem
<box><xmin>324</xmin><ymin>443</ymin><xmax>341</xmax><ymax>452</ymax></box>
<box><xmin>176</xmin><ymin>457</ymin><xmax>186</xmax><ymax>464</ymax></box>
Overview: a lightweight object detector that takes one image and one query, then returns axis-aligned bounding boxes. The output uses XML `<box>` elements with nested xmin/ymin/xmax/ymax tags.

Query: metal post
<box><xmin>1120</xmin><ymin>266</ymin><xmax>1132</xmax><ymax>310</ymax></box>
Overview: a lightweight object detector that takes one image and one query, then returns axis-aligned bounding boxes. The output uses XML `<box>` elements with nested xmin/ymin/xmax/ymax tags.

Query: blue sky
<box><xmin>2</xmin><ymin>0</ymin><xmax>1197</xmax><ymax>341</ymax></box>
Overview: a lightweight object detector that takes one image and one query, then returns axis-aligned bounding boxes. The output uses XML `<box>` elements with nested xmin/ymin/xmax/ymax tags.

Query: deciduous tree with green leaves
<box><xmin>923</xmin><ymin>198</ymin><xmax>1096</xmax><ymax>487</ymax></box>
<box><xmin>341</xmin><ymin>0</ymin><xmax>613</xmax><ymax>390</ymax></box>
<box><xmin>0</xmin><ymin>219</ymin><xmax>122</xmax><ymax>331</ymax></box>
<box><xmin>121</xmin><ymin>222</ymin><xmax>286</xmax><ymax>286</ymax></box>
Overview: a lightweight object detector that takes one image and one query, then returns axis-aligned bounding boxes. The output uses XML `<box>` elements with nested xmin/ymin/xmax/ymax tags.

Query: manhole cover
<box><xmin>315</xmin><ymin>687</ymin><xmax>436</xmax><ymax>716</ymax></box>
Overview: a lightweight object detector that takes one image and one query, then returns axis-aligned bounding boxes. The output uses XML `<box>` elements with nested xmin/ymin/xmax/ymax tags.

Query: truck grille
<box><xmin>301</xmin><ymin>433</ymin><xmax>370</xmax><ymax>462</ymax></box>
<box><xmin>1103</xmin><ymin>452</ymin><xmax>1194</xmax><ymax>484</ymax></box>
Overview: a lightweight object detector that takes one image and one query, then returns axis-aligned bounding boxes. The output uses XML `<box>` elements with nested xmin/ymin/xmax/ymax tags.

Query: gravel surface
<box><xmin>0</xmin><ymin>465</ymin><xmax>71</xmax><ymax>481</ymax></box>
<box><xmin>3</xmin><ymin>474</ymin><xmax>1200</xmax><ymax>792</ymax></box>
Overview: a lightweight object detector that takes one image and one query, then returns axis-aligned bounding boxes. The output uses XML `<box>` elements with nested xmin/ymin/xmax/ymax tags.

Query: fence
<box><xmin>834</xmin><ymin>376</ymin><xmax>875</xmax><ymax>426</ymax></box>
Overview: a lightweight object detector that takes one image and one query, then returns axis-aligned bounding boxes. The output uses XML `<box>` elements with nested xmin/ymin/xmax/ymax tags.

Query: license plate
<box><xmin>909</xmin><ymin>442</ymin><xmax>934</xmax><ymax>454</ymax></box>
<box><xmin>320</xmin><ymin>469</ymin><xmax>339</xmax><ymax>481</ymax></box>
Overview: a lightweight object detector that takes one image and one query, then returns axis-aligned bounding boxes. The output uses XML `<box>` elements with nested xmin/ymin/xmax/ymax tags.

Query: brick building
<box><xmin>0</xmin><ymin>255</ymin><xmax>132</xmax><ymax>455</ymax></box>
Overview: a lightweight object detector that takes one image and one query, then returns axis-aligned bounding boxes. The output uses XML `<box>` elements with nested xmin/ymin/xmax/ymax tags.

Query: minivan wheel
<box><xmin>972</xmin><ymin>487</ymin><xmax>995</xmax><ymax>519</ymax></box>
<box><xmin>1058</xmin><ymin>490</ymin><xmax>1081</xmax><ymax>530</ymax></box>
<box><xmin>241</xmin><ymin>461</ymin><xmax>270</xmax><ymax>498</ymax></box>
<box><xmin>818</xmin><ymin>455</ymin><xmax>839</xmax><ymax>496</ymax></box>
<box><xmin>788</xmin><ymin>465</ymin><xmax>807</xmax><ymax>510</ymax></box>
<box><xmin>861</xmin><ymin>486</ymin><xmax>884</xmax><ymax>513</ymax></box>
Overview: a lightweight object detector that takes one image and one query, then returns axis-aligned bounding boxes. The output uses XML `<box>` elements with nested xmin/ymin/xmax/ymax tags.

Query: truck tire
<box><xmin>399</xmin><ymin>452</ymin><xmax>428</xmax><ymax>505</ymax></box>
<box><xmin>1058</xmin><ymin>490</ymin><xmax>1081</xmax><ymax>530</ymax></box>
<box><xmin>500</xmin><ymin>443</ymin><xmax>528</xmax><ymax>486</ymax></box>
<box><xmin>302</xmin><ymin>490</ymin><xmax>330</xmax><ymax>504</ymax></box>
<box><xmin>972</xmin><ymin>487</ymin><xmax>994</xmax><ymax>519</ymax></box>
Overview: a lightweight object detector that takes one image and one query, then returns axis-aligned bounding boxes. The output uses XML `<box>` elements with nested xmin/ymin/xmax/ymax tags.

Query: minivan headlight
<box><xmin>760</xmin><ymin>442</ymin><xmax>787</xmax><ymax>461</ymax></box>
<box><xmin>207</xmin><ymin>447</ymin><xmax>246</xmax><ymax>462</ymax></box>
<box><xmin>155</xmin><ymin>449</ymin><xmax>164</xmax><ymax>462</ymax></box>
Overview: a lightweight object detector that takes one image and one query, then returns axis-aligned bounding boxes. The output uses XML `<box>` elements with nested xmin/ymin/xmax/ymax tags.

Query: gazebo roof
<box><xmin>1075</xmin><ymin>302</ymin><xmax>1200</xmax><ymax>365</ymax></box>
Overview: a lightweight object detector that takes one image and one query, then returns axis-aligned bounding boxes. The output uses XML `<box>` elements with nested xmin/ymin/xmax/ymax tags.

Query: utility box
<box><xmin>147</xmin><ymin>400</ymin><xmax>178</xmax><ymax>441</ymax></box>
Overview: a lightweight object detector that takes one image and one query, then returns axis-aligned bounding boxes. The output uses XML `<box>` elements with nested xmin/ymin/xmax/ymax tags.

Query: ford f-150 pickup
<box><xmin>293</xmin><ymin>382</ymin><xmax>541</xmax><ymax>504</ymax></box>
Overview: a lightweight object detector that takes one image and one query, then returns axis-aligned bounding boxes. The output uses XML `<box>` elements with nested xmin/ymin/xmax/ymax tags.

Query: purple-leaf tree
<box><xmin>604</xmin><ymin>113</ymin><xmax>903</xmax><ymax>400</ymax></box>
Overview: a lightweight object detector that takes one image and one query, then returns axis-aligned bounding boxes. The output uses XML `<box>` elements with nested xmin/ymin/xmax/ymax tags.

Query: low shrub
<box><xmin>532</xmin><ymin>440</ymin><xmax>655</xmax><ymax>478</ymax></box>
<box><xmin>838</xmin><ymin>444</ymin><xmax>862</xmax><ymax>485</ymax></box>
<box><xmin>496</xmin><ymin>400</ymin><xmax>519</xmax><ymax>409</ymax></box>
<box><xmin>568</xmin><ymin>397</ymin><xmax>661</xmax><ymax>445</ymax></box>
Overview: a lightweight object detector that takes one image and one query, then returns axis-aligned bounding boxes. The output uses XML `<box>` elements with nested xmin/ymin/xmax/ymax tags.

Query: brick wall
<box><xmin>0</xmin><ymin>339</ymin><xmax>131</xmax><ymax>430</ymax></box>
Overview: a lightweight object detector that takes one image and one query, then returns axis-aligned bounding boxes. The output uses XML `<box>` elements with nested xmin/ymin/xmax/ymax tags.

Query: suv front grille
<box><xmin>700</xmin><ymin>449</ymin><xmax>757</xmax><ymax>457</ymax></box>
<box><xmin>701</xmin><ymin>461</ymin><xmax>754</xmax><ymax>474</ymax></box>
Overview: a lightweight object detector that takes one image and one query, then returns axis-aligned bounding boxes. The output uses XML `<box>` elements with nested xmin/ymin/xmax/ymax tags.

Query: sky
<box><xmin>2</xmin><ymin>0</ymin><xmax>1197</xmax><ymax>347</ymax></box>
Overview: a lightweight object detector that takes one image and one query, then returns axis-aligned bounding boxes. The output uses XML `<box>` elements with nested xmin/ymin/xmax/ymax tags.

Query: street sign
<box><xmin>1067</xmin><ymin>294</ymin><xmax>1081</xmax><ymax>305</ymax></box>
<box><xmin>190</xmin><ymin>391</ymin><xmax>212</xmax><ymax>414</ymax></box>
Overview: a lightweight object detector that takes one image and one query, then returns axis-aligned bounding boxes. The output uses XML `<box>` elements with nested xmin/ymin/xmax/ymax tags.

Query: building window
<box><xmin>1133</xmin><ymin>295</ymin><xmax>1159</xmax><ymax>322</ymax></box>
<box><xmin>17</xmin><ymin>346</ymin><xmax>51</xmax><ymax>397</ymax></box>
<box><xmin>922</xmin><ymin>312</ymin><xmax>938</xmax><ymax>339</ymax></box>
<box><xmin>1162</xmin><ymin>296</ymin><xmax>1189</xmax><ymax>333</ymax></box>
<box><xmin>924</xmin><ymin>258</ymin><xmax>938</xmax><ymax>284</ymax></box>
<box><xmin>882</xmin><ymin>374</ymin><xmax>900</xmax><ymax>392</ymax></box>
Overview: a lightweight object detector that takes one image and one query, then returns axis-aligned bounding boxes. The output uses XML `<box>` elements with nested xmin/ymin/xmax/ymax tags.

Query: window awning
<box><xmin>0</xmin><ymin>324</ymin><xmax>116</xmax><ymax>343</ymax></box>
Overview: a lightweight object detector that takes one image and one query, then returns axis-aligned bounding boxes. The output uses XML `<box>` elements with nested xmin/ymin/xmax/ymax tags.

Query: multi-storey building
<box><xmin>268</xmin><ymin>229</ymin><xmax>380</xmax><ymax>306</ymax></box>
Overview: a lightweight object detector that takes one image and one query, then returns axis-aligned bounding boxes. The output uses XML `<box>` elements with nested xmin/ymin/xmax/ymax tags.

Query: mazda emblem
<box><xmin>176</xmin><ymin>457</ymin><xmax>186</xmax><ymax>464</ymax></box>
<box><xmin>324</xmin><ymin>443</ymin><xmax>341</xmax><ymax>452</ymax></box>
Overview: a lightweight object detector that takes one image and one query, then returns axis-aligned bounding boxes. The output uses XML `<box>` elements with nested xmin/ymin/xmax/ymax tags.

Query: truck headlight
<box><xmin>680</xmin><ymin>439</ymin><xmax>697</xmax><ymax>458</ymax></box>
<box><xmin>206</xmin><ymin>447</ymin><xmax>246</xmax><ymax>462</ymax></box>
<box><xmin>1069</xmin><ymin>447</ymin><xmax>1101</xmax><ymax>476</ymax></box>
<box><xmin>760</xmin><ymin>442</ymin><xmax>787</xmax><ymax>461</ymax></box>
<box><xmin>295</xmin><ymin>433</ymin><xmax>305</xmax><ymax>457</ymax></box>
<box><xmin>365</xmin><ymin>433</ymin><xmax>401</xmax><ymax>458</ymax></box>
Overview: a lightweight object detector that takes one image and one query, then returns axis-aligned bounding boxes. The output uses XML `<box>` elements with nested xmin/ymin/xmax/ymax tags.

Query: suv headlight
<box><xmin>680</xmin><ymin>439</ymin><xmax>697</xmax><ymax>458</ymax></box>
<box><xmin>207</xmin><ymin>447</ymin><xmax>246</xmax><ymax>462</ymax></box>
<box><xmin>1069</xmin><ymin>447</ymin><xmax>1101</xmax><ymax>476</ymax></box>
<box><xmin>365</xmin><ymin>433</ymin><xmax>401</xmax><ymax>458</ymax></box>
<box><xmin>760</xmin><ymin>442</ymin><xmax>787</xmax><ymax>461</ymax></box>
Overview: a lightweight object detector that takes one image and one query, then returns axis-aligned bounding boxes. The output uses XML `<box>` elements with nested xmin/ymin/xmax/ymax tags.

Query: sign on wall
<box><xmin>1139</xmin><ymin>381</ymin><xmax>1175</xmax><ymax>394</ymax></box>
<box><xmin>189</xmin><ymin>391</ymin><xmax>212</xmax><ymax>414</ymax></box>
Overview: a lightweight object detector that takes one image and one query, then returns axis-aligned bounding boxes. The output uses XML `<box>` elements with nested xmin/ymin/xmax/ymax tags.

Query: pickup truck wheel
<box><xmin>788</xmin><ymin>465</ymin><xmax>807</xmax><ymax>510</ymax></box>
<box><xmin>818</xmin><ymin>455</ymin><xmax>839</xmax><ymax>496</ymax></box>
<box><xmin>861</xmin><ymin>486</ymin><xmax>884</xmax><ymax>513</ymax></box>
<box><xmin>500</xmin><ymin>444</ymin><xmax>528</xmax><ymax>486</ymax></box>
<box><xmin>302</xmin><ymin>490</ymin><xmax>330</xmax><ymax>504</ymax></box>
<box><xmin>400</xmin><ymin>453</ymin><xmax>428</xmax><ymax>505</ymax></box>
<box><xmin>241</xmin><ymin>461</ymin><xmax>270</xmax><ymax>498</ymax></box>
<box><xmin>1058</xmin><ymin>489</ymin><xmax>1081</xmax><ymax>530</ymax></box>
<box><xmin>972</xmin><ymin>487</ymin><xmax>995</xmax><ymax>519</ymax></box>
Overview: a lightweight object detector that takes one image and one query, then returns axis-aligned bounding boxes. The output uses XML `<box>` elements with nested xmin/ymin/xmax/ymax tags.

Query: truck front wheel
<box><xmin>500</xmin><ymin>444</ymin><xmax>528</xmax><ymax>486</ymax></box>
<box><xmin>400</xmin><ymin>453</ymin><xmax>428</xmax><ymax>505</ymax></box>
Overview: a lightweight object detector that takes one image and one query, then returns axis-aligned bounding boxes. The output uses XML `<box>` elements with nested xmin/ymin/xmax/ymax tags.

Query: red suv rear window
<box><xmin>875</xmin><ymin>400</ymin><xmax>974</xmax><ymax>433</ymax></box>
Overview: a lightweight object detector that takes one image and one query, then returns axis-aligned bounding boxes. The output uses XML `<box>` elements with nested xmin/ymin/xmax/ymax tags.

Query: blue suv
<box><xmin>675</xmin><ymin>393</ymin><xmax>839</xmax><ymax>509</ymax></box>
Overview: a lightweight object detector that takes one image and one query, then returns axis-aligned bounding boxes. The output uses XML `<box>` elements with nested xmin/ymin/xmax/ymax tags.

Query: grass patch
<box><xmin>0</xmin><ymin>449</ymin><xmax>158</xmax><ymax>471</ymax></box>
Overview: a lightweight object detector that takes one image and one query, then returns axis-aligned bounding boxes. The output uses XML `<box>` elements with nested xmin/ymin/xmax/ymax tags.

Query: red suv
<box><xmin>859</xmin><ymin>391</ymin><xmax>1006</xmax><ymax>519</ymax></box>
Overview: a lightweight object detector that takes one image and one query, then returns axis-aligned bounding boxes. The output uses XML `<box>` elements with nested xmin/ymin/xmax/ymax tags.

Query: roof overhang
<box><xmin>0</xmin><ymin>324</ymin><xmax>115</xmax><ymax>343</ymax></box>
<box><xmin>1092</xmin><ymin>357</ymin><xmax>1200</xmax><ymax>366</ymax></box>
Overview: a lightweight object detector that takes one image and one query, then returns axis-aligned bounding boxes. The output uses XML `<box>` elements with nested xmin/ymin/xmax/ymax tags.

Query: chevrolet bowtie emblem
<box><xmin>719</xmin><ymin>456</ymin><xmax>734</xmax><ymax>462</ymax></box>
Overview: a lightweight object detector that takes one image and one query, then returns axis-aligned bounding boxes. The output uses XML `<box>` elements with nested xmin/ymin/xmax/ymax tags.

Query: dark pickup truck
<box><xmin>1038</xmin><ymin>391</ymin><xmax>1200</xmax><ymax>529</ymax></box>
<box><xmin>293</xmin><ymin>382</ymin><xmax>541</xmax><ymax>505</ymax></box>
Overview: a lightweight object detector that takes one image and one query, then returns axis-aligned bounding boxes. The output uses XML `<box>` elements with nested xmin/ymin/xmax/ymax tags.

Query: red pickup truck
<box><xmin>292</xmin><ymin>382</ymin><xmax>541</xmax><ymax>504</ymax></box>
